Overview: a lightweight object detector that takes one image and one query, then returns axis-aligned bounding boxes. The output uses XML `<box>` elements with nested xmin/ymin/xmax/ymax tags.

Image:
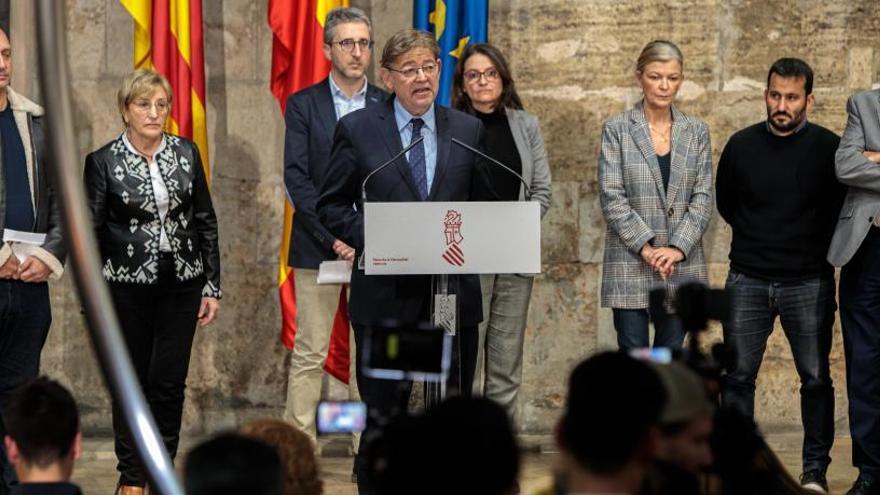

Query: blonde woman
<box><xmin>598</xmin><ymin>40</ymin><xmax>712</xmax><ymax>350</ymax></box>
<box><xmin>84</xmin><ymin>69</ymin><xmax>221</xmax><ymax>494</ymax></box>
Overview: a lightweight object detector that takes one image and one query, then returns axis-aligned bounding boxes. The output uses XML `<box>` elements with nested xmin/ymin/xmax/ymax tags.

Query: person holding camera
<box><xmin>715</xmin><ymin>58</ymin><xmax>844</xmax><ymax>494</ymax></box>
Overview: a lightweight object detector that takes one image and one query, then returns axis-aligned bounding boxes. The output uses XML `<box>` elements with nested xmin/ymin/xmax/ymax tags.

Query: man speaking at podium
<box><xmin>317</xmin><ymin>27</ymin><xmax>490</xmax><ymax>492</ymax></box>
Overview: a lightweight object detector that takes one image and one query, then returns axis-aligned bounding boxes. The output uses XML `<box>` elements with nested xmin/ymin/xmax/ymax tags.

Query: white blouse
<box><xmin>121</xmin><ymin>132</ymin><xmax>172</xmax><ymax>252</ymax></box>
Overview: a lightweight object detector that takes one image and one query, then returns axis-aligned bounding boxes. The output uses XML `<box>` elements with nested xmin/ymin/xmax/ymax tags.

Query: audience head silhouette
<box><xmin>556</xmin><ymin>351</ymin><xmax>666</xmax><ymax>494</ymax></box>
<box><xmin>184</xmin><ymin>432</ymin><xmax>283</xmax><ymax>495</ymax></box>
<box><xmin>240</xmin><ymin>418</ymin><xmax>322</xmax><ymax>495</ymax></box>
<box><xmin>373</xmin><ymin>396</ymin><xmax>520</xmax><ymax>495</ymax></box>
<box><xmin>3</xmin><ymin>376</ymin><xmax>81</xmax><ymax>483</ymax></box>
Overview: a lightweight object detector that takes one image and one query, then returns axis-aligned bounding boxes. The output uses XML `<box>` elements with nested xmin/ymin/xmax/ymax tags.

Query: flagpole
<box><xmin>33</xmin><ymin>3</ymin><xmax>184</xmax><ymax>495</ymax></box>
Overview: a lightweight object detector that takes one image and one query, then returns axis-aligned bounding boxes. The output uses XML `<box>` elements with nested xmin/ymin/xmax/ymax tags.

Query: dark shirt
<box><xmin>473</xmin><ymin>109</ymin><xmax>522</xmax><ymax>201</ymax></box>
<box><xmin>715</xmin><ymin>121</ymin><xmax>845</xmax><ymax>281</ymax></box>
<box><xmin>657</xmin><ymin>152</ymin><xmax>671</xmax><ymax>192</ymax></box>
<box><xmin>11</xmin><ymin>482</ymin><xmax>83</xmax><ymax>495</ymax></box>
<box><xmin>1</xmin><ymin>103</ymin><xmax>34</xmax><ymax>232</ymax></box>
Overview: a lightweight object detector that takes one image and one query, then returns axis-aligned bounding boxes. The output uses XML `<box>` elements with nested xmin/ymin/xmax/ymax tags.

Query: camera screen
<box><xmin>630</xmin><ymin>347</ymin><xmax>672</xmax><ymax>364</ymax></box>
<box><xmin>361</xmin><ymin>324</ymin><xmax>450</xmax><ymax>382</ymax></box>
<box><xmin>316</xmin><ymin>401</ymin><xmax>367</xmax><ymax>435</ymax></box>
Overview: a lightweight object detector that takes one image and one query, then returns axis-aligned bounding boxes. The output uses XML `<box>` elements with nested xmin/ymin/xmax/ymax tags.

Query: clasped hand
<box><xmin>640</xmin><ymin>244</ymin><xmax>684</xmax><ymax>281</ymax></box>
<box><xmin>0</xmin><ymin>255</ymin><xmax>50</xmax><ymax>282</ymax></box>
<box><xmin>332</xmin><ymin>239</ymin><xmax>355</xmax><ymax>262</ymax></box>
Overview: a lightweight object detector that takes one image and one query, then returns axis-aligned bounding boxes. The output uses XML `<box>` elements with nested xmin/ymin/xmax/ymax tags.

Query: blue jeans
<box><xmin>720</xmin><ymin>270</ymin><xmax>835</xmax><ymax>474</ymax></box>
<box><xmin>0</xmin><ymin>280</ymin><xmax>52</xmax><ymax>493</ymax></box>
<box><xmin>612</xmin><ymin>307</ymin><xmax>685</xmax><ymax>351</ymax></box>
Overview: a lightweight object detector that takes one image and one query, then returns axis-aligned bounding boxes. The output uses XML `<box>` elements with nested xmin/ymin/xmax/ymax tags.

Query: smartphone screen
<box><xmin>629</xmin><ymin>347</ymin><xmax>672</xmax><ymax>364</ymax></box>
<box><xmin>316</xmin><ymin>401</ymin><xmax>367</xmax><ymax>435</ymax></box>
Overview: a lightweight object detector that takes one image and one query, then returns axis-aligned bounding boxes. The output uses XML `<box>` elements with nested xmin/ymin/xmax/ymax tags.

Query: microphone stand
<box><xmin>451</xmin><ymin>137</ymin><xmax>532</xmax><ymax>200</ymax></box>
<box><xmin>357</xmin><ymin>136</ymin><xmax>424</xmax><ymax>270</ymax></box>
<box><xmin>438</xmin><ymin>137</ymin><xmax>533</xmax><ymax>407</ymax></box>
<box><xmin>361</xmin><ymin>136</ymin><xmax>424</xmax><ymax>201</ymax></box>
<box><xmin>427</xmin><ymin>138</ymin><xmax>530</xmax><ymax>408</ymax></box>
<box><xmin>426</xmin><ymin>273</ymin><xmax>454</xmax><ymax>409</ymax></box>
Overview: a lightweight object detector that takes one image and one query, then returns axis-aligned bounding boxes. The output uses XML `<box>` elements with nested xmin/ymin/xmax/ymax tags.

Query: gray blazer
<box><xmin>828</xmin><ymin>89</ymin><xmax>880</xmax><ymax>267</ymax></box>
<box><xmin>506</xmin><ymin>108</ymin><xmax>552</xmax><ymax>217</ymax></box>
<box><xmin>599</xmin><ymin>101</ymin><xmax>713</xmax><ymax>309</ymax></box>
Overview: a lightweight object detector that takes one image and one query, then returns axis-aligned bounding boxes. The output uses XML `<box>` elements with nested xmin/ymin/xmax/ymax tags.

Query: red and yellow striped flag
<box><xmin>120</xmin><ymin>0</ymin><xmax>209</xmax><ymax>180</ymax></box>
<box><xmin>269</xmin><ymin>0</ymin><xmax>352</xmax><ymax>383</ymax></box>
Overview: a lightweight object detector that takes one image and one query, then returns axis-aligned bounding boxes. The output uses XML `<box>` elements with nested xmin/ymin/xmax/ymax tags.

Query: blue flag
<box><xmin>413</xmin><ymin>0</ymin><xmax>488</xmax><ymax>107</ymax></box>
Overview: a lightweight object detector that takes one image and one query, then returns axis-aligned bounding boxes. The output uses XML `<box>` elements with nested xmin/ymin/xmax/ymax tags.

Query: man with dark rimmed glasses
<box><xmin>281</xmin><ymin>7</ymin><xmax>386</xmax><ymax>476</ymax></box>
<box><xmin>318</xmin><ymin>28</ymin><xmax>495</xmax><ymax>495</ymax></box>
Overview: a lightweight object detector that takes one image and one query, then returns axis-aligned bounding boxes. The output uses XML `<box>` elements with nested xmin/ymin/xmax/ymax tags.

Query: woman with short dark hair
<box><xmin>452</xmin><ymin>42</ymin><xmax>551</xmax><ymax>420</ymax></box>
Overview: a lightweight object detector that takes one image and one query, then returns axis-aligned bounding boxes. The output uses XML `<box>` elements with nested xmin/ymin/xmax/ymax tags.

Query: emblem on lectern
<box><xmin>441</xmin><ymin>210</ymin><xmax>464</xmax><ymax>266</ymax></box>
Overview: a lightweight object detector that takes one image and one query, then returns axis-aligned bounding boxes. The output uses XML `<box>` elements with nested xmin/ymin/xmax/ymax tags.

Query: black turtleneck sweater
<box><xmin>715</xmin><ymin>121</ymin><xmax>845</xmax><ymax>281</ymax></box>
<box><xmin>473</xmin><ymin>109</ymin><xmax>522</xmax><ymax>201</ymax></box>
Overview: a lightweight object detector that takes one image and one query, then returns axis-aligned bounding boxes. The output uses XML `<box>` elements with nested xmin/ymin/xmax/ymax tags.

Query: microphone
<box><xmin>451</xmin><ymin>137</ymin><xmax>531</xmax><ymax>199</ymax></box>
<box><xmin>361</xmin><ymin>136</ymin><xmax>425</xmax><ymax>201</ymax></box>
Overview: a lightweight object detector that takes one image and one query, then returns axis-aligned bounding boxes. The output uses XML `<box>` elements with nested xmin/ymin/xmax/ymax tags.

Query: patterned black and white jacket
<box><xmin>84</xmin><ymin>133</ymin><xmax>221</xmax><ymax>298</ymax></box>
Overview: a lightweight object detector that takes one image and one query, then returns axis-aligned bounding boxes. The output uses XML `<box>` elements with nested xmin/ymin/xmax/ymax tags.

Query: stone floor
<box><xmin>71</xmin><ymin>432</ymin><xmax>859</xmax><ymax>494</ymax></box>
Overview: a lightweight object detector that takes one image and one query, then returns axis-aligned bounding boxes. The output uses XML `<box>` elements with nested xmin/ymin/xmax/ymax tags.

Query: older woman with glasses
<box><xmin>84</xmin><ymin>69</ymin><xmax>221</xmax><ymax>495</ymax></box>
<box><xmin>598</xmin><ymin>40</ymin><xmax>712</xmax><ymax>351</ymax></box>
<box><xmin>452</xmin><ymin>42</ymin><xmax>552</xmax><ymax>420</ymax></box>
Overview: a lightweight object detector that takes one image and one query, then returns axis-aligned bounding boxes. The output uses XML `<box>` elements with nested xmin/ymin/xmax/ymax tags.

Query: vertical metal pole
<box><xmin>429</xmin><ymin>274</ymin><xmax>460</xmax><ymax>407</ymax></box>
<box><xmin>33</xmin><ymin>3</ymin><xmax>183</xmax><ymax>494</ymax></box>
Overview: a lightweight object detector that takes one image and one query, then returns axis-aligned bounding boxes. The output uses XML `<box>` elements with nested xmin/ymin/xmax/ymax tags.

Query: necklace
<box><xmin>649</xmin><ymin>123</ymin><xmax>671</xmax><ymax>144</ymax></box>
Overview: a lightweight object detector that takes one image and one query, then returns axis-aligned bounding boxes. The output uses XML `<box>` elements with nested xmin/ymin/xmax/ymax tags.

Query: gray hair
<box><xmin>381</xmin><ymin>29</ymin><xmax>439</xmax><ymax>68</ymax></box>
<box><xmin>323</xmin><ymin>7</ymin><xmax>371</xmax><ymax>44</ymax></box>
<box><xmin>636</xmin><ymin>40</ymin><xmax>684</xmax><ymax>73</ymax></box>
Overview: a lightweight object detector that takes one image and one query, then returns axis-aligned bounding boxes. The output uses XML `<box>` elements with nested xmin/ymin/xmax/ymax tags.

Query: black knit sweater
<box><xmin>715</xmin><ymin>122</ymin><xmax>845</xmax><ymax>281</ymax></box>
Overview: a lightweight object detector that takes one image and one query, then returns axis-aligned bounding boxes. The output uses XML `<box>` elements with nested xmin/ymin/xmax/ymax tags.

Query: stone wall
<box><xmin>486</xmin><ymin>0</ymin><xmax>879</xmax><ymax>434</ymax></box>
<box><xmin>36</xmin><ymin>0</ymin><xmax>880</xmax><ymax>437</ymax></box>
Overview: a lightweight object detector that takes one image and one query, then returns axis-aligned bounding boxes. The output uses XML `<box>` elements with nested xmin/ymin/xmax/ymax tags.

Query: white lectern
<box><xmin>364</xmin><ymin>200</ymin><xmax>541</xmax><ymax>405</ymax></box>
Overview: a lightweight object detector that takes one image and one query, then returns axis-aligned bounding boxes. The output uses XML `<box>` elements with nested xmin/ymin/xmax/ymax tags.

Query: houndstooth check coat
<box><xmin>598</xmin><ymin>101</ymin><xmax>712</xmax><ymax>309</ymax></box>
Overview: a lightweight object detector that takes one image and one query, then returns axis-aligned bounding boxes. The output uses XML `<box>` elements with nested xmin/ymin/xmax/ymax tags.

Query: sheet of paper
<box><xmin>317</xmin><ymin>260</ymin><xmax>351</xmax><ymax>285</ymax></box>
<box><xmin>3</xmin><ymin>229</ymin><xmax>45</xmax><ymax>245</ymax></box>
<box><xmin>3</xmin><ymin>229</ymin><xmax>46</xmax><ymax>262</ymax></box>
<box><xmin>9</xmin><ymin>243</ymin><xmax>40</xmax><ymax>262</ymax></box>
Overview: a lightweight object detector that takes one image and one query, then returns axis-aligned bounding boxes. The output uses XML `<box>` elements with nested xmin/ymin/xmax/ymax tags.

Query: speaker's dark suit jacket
<box><xmin>317</xmin><ymin>98</ymin><xmax>488</xmax><ymax>326</ymax></box>
<box><xmin>283</xmin><ymin>77</ymin><xmax>387</xmax><ymax>269</ymax></box>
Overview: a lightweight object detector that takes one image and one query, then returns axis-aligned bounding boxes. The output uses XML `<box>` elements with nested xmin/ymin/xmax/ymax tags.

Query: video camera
<box><xmin>360</xmin><ymin>320</ymin><xmax>452</xmax><ymax>383</ymax></box>
<box><xmin>648</xmin><ymin>282</ymin><xmax>736</xmax><ymax>386</ymax></box>
<box><xmin>316</xmin><ymin>320</ymin><xmax>450</xmax><ymax>437</ymax></box>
